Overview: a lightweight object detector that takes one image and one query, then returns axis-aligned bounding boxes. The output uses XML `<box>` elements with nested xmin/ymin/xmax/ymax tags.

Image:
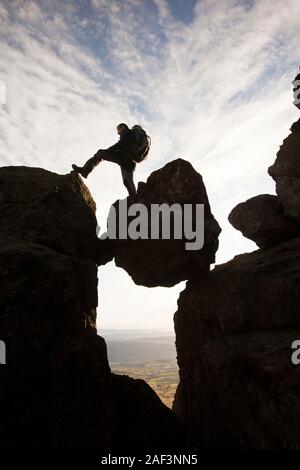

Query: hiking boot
<box><xmin>72</xmin><ymin>164</ymin><xmax>89</xmax><ymax>179</ymax></box>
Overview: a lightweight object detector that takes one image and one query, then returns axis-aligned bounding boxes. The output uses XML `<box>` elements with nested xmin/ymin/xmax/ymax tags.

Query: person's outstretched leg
<box><xmin>72</xmin><ymin>149</ymin><xmax>121</xmax><ymax>178</ymax></box>
<box><xmin>121</xmin><ymin>167</ymin><xmax>137</xmax><ymax>197</ymax></box>
<box><xmin>72</xmin><ymin>153</ymin><xmax>103</xmax><ymax>178</ymax></box>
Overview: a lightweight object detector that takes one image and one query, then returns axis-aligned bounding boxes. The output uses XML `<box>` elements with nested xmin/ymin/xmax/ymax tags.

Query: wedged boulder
<box><xmin>111</xmin><ymin>373</ymin><xmax>183</xmax><ymax>449</ymax></box>
<box><xmin>0</xmin><ymin>167</ymin><xmax>98</xmax><ymax>261</ymax></box>
<box><xmin>0</xmin><ymin>238</ymin><xmax>115</xmax><ymax>449</ymax></box>
<box><xmin>228</xmin><ymin>194</ymin><xmax>299</xmax><ymax>248</ymax></box>
<box><xmin>173</xmin><ymin>236</ymin><xmax>300</xmax><ymax>449</ymax></box>
<box><xmin>268</xmin><ymin>119</ymin><xmax>300</xmax><ymax>219</ymax></box>
<box><xmin>98</xmin><ymin>159</ymin><xmax>221</xmax><ymax>287</ymax></box>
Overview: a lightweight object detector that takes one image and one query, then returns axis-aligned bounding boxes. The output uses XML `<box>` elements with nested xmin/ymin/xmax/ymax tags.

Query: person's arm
<box><xmin>107</xmin><ymin>141</ymin><xmax>121</xmax><ymax>152</ymax></box>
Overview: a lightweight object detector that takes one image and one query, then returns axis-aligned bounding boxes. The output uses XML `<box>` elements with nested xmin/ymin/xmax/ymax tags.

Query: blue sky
<box><xmin>0</xmin><ymin>0</ymin><xmax>300</xmax><ymax>330</ymax></box>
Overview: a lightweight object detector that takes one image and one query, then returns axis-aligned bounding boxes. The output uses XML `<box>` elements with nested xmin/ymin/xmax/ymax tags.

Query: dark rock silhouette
<box><xmin>228</xmin><ymin>194</ymin><xmax>299</xmax><ymax>248</ymax></box>
<box><xmin>0</xmin><ymin>167</ymin><xmax>114</xmax><ymax>449</ymax></box>
<box><xmin>111</xmin><ymin>373</ymin><xmax>183</xmax><ymax>449</ymax></box>
<box><xmin>173</xmin><ymin>237</ymin><xmax>300</xmax><ymax>449</ymax></box>
<box><xmin>0</xmin><ymin>166</ymin><xmax>182</xmax><ymax>449</ymax></box>
<box><xmin>173</xmin><ymin>114</ymin><xmax>300</xmax><ymax>449</ymax></box>
<box><xmin>0</xmin><ymin>167</ymin><xmax>97</xmax><ymax>260</ymax></box>
<box><xmin>268</xmin><ymin>119</ymin><xmax>300</xmax><ymax>219</ymax></box>
<box><xmin>98</xmin><ymin>159</ymin><xmax>221</xmax><ymax>287</ymax></box>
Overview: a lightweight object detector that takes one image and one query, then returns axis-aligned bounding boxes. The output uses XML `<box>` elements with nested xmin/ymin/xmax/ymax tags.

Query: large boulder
<box><xmin>228</xmin><ymin>194</ymin><xmax>299</xmax><ymax>248</ymax></box>
<box><xmin>98</xmin><ymin>159</ymin><xmax>221</xmax><ymax>287</ymax></box>
<box><xmin>268</xmin><ymin>119</ymin><xmax>300</xmax><ymax>220</ymax></box>
<box><xmin>173</xmin><ymin>236</ymin><xmax>300</xmax><ymax>449</ymax></box>
<box><xmin>0</xmin><ymin>167</ymin><xmax>98</xmax><ymax>261</ymax></box>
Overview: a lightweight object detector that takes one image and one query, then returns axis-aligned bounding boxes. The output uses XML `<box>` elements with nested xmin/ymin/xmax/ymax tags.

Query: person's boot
<box><xmin>72</xmin><ymin>164</ymin><xmax>89</xmax><ymax>178</ymax></box>
<box><xmin>72</xmin><ymin>155</ymin><xmax>103</xmax><ymax>178</ymax></box>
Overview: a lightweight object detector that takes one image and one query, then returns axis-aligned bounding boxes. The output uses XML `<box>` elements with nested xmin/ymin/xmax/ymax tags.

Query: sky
<box><xmin>0</xmin><ymin>0</ymin><xmax>300</xmax><ymax>331</ymax></box>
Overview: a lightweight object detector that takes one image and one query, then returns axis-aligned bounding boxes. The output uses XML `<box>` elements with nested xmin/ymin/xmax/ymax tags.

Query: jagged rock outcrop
<box><xmin>228</xmin><ymin>194</ymin><xmax>299</xmax><ymax>248</ymax></box>
<box><xmin>268</xmin><ymin>119</ymin><xmax>300</xmax><ymax>219</ymax></box>
<box><xmin>0</xmin><ymin>166</ymin><xmax>182</xmax><ymax>449</ymax></box>
<box><xmin>98</xmin><ymin>159</ymin><xmax>221</xmax><ymax>287</ymax></box>
<box><xmin>172</xmin><ymin>110</ymin><xmax>300</xmax><ymax>449</ymax></box>
<box><xmin>0</xmin><ymin>167</ymin><xmax>97</xmax><ymax>260</ymax></box>
<box><xmin>173</xmin><ymin>234</ymin><xmax>300</xmax><ymax>449</ymax></box>
<box><xmin>111</xmin><ymin>373</ymin><xmax>183</xmax><ymax>449</ymax></box>
<box><xmin>0</xmin><ymin>167</ymin><xmax>115</xmax><ymax>449</ymax></box>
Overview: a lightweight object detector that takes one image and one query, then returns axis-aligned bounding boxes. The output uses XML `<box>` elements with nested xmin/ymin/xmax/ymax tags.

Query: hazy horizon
<box><xmin>100</xmin><ymin>328</ymin><xmax>176</xmax><ymax>365</ymax></box>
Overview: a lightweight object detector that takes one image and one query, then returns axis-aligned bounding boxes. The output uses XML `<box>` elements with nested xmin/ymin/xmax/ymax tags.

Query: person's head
<box><xmin>117</xmin><ymin>123</ymin><xmax>129</xmax><ymax>135</ymax></box>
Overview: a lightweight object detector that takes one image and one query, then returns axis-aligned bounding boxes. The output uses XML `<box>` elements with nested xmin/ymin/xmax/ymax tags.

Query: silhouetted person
<box><xmin>72</xmin><ymin>123</ymin><xmax>138</xmax><ymax>197</ymax></box>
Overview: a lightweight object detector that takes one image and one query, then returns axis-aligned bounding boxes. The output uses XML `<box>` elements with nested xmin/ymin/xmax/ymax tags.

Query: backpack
<box><xmin>131</xmin><ymin>125</ymin><xmax>151</xmax><ymax>162</ymax></box>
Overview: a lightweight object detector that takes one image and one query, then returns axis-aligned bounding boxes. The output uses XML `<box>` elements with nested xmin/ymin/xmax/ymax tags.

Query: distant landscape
<box><xmin>100</xmin><ymin>329</ymin><xmax>179</xmax><ymax>408</ymax></box>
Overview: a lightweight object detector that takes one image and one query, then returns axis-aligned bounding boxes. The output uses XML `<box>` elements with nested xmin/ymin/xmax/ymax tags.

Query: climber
<box><xmin>72</xmin><ymin>123</ymin><xmax>149</xmax><ymax>197</ymax></box>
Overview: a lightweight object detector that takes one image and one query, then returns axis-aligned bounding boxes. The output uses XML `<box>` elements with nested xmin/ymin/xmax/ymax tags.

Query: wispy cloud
<box><xmin>1</xmin><ymin>0</ymin><xmax>299</xmax><ymax>328</ymax></box>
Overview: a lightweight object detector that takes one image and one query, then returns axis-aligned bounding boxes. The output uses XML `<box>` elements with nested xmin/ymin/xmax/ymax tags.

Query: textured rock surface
<box><xmin>0</xmin><ymin>241</ymin><xmax>114</xmax><ymax>449</ymax></box>
<box><xmin>99</xmin><ymin>159</ymin><xmax>221</xmax><ymax>287</ymax></box>
<box><xmin>0</xmin><ymin>167</ymin><xmax>115</xmax><ymax>449</ymax></box>
<box><xmin>268</xmin><ymin>119</ymin><xmax>300</xmax><ymax>219</ymax></box>
<box><xmin>173</xmin><ymin>237</ymin><xmax>300</xmax><ymax>449</ymax></box>
<box><xmin>228</xmin><ymin>194</ymin><xmax>299</xmax><ymax>248</ymax></box>
<box><xmin>0</xmin><ymin>167</ymin><xmax>98</xmax><ymax>261</ymax></box>
<box><xmin>0</xmin><ymin>166</ymin><xmax>184</xmax><ymax>450</ymax></box>
<box><xmin>111</xmin><ymin>373</ymin><xmax>183</xmax><ymax>449</ymax></box>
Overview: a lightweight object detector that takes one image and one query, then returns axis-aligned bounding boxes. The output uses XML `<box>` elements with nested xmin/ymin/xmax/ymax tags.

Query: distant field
<box><xmin>111</xmin><ymin>359</ymin><xmax>179</xmax><ymax>409</ymax></box>
<box><xmin>102</xmin><ymin>330</ymin><xmax>179</xmax><ymax>408</ymax></box>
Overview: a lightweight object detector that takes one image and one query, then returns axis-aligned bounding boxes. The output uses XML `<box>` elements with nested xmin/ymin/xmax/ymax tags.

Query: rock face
<box><xmin>268</xmin><ymin>119</ymin><xmax>300</xmax><ymax>219</ymax></box>
<box><xmin>0</xmin><ymin>167</ymin><xmax>97</xmax><ymax>260</ymax></box>
<box><xmin>228</xmin><ymin>194</ymin><xmax>299</xmax><ymax>248</ymax></box>
<box><xmin>111</xmin><ymin>373</ymin><xmax>183</xmax><ymax>449</ymax></box>
<box><xmin>0</xmin><ymin>167</ymin><xmax>115</xmax><ymax>449</ymax></box>
<box><xmin>98</xmin><ymin>159</ymin><xmax>221</xmax><ymax>287</ymax></box>
<box><xmin>0</xmin><ymin>166</ymin><xmax>182</xmax><ymax>449</ymax></box>
<box><xmin>173</xmin><ymin>237</ymin><xmax>300</xmax><ymax>449</ymax></box>
<box><xmin>173</xmin><ymin>112</ymin><xmax>300</xmax><ymax>449</ymax></box>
